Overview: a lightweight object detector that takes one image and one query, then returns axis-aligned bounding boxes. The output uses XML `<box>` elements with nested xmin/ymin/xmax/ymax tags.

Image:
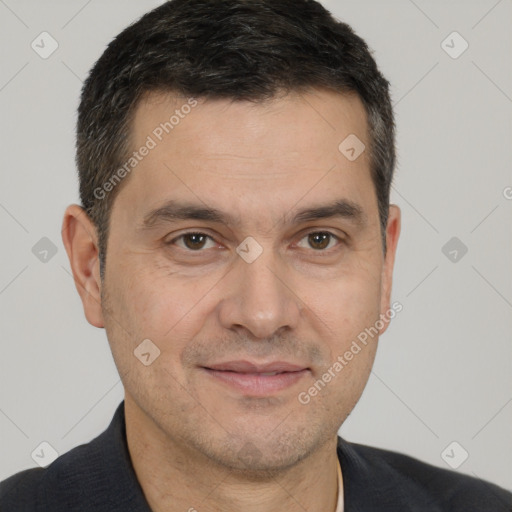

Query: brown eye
<box><xmin>173</xmin><ymin>233</ymin><xmax>216</xmax><ymax>251</ymax></box>
<box><xmin>308</xmin><ymin>232</ymin><xmax>331</xmax><ymax>250</ymax></box>
<box><xmin>184</xmin><ymin>234</ymin><xmax>207</xmax><ymax>249</ymax></box>
<box><xmin>296</xmin><ymin>231</ymin><xmax>339</xmax><ymax>251</ymax></box>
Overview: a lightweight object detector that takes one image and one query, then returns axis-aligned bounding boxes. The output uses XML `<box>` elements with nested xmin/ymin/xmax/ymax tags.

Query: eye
<box><xmin>172</xmin><ymin>232</ymin><xmax>217</xmax><ymax>251</ymax></box>
<box><xmin>296</xmin><ymin>231</ymin><xmax>341</xmax><ymax>251</ymax></box>
<box><xmin>167</xmin><ymin>230</ymin><xmax>342</xmax><ymax>254</ymax></box>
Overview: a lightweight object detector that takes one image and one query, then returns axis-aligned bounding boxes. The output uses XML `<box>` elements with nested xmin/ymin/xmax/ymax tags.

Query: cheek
<box><xmin>304</xmin><ymin>266</ymin><xmax>382</xmax><ymax>343</ymax></box>
<box><xmin>102</xmin><ymin>263</ymin><xmax>209</xmax><ymax>397</ymax></box>
<box><xmin>304</xmin><ymin>273</ymin><xmax>381</xmax><ymax>408</ymax></box>
<box><xmin>110</xmin><ymin>260</ymin><xmax>217</xmax><ymax>351</ymax></box>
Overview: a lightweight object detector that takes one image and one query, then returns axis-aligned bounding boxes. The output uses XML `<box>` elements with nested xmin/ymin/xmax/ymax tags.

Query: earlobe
<box><xmin>61</xmin><ymin>204</ymin><xmax>105</xmax><ymax>328</ymax></box>
<box><xmin>379</xmin><ymin>204</ymin><xmax>401</xmax><ymax>334</ymax></box>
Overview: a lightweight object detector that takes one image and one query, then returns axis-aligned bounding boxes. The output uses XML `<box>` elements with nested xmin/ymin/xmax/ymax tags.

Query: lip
<box><xmin>205</xmin><ymin>360</ymin><xmax>307</xmax><ymax>373</ymax></box>
<box><xmin>201</xmin><ymin>360</ymin><xmax>310</xmax><ymax>395</ymax></box>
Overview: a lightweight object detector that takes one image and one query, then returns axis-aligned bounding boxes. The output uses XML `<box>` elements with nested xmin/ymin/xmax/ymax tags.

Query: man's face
<box><xmin>91</xmin><ymin>89</ymin><xmax>400</xmax><ymax>472</ymax></box>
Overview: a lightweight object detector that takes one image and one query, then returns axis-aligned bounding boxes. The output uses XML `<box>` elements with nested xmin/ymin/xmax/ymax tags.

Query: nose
<box><xmin>217</xmin><ymin>245</ymin><xmax>301</xmax><ymax>340</ymax></box>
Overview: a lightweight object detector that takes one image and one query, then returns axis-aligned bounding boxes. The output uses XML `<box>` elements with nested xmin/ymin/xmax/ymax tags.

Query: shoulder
<box><xmin>0</xmin><ymin>402</ymin><xmax>125</xmax><ymax>511</ymax></box>
<box><xmin>0</xmin><ymin>467</ymin><xmax>44</xmax><ymax>510</ymax></box>
<box><xmin>0</xmin><ymin>402</ymin><xmax>150</xmax><ymax>512</ymax></box>
<box><xmin>0</xmin><ymin>440</ymin><xmax>102</xmax><ymax>511</ymax></box>
<box><xmin>339</xmin><ymin>438</ymin><xmax>512</xmax><ymax>511</ymax></box>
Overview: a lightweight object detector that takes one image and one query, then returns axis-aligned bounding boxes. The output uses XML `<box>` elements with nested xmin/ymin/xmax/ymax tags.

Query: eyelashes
<box><xmin>168</xmin><ymin>230</ymin><xmax>344</xmax><ymax>253</ymax></box>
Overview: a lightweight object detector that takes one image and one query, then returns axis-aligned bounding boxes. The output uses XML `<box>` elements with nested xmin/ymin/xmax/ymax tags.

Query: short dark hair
<box><xmin>76</xmin><ymin>0</ymin><xmax>395</xmax><ymax>280</ymax></box>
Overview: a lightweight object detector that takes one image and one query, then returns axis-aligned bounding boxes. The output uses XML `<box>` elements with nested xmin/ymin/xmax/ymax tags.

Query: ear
<box><xmin>379</xmin><ymin>204</ymin><xmax>401</xmax><ymax>335</ymax></box>
<box><xmin>61</xmin><ymin>204</ymin><xmax>105</xmax><ymax>328</ymax></box>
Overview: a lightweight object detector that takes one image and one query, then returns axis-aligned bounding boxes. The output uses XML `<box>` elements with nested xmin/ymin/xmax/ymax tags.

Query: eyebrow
<box><xmin>140</xmin><ymin>198</ymin><xmax>367</xmax><ymax>231</ymax></box>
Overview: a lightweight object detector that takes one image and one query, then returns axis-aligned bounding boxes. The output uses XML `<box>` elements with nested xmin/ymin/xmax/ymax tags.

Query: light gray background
<box><xmin>1</xmin><ymin>0</ymin><xmax>511</xmax><ymax>491</ymax></box>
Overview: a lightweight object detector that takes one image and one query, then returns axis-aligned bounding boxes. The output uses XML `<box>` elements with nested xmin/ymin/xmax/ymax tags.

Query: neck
<box><xmin>125</xmin><ymin>398</ymin><xmax>341</xmax><ymax>512</ymax></box>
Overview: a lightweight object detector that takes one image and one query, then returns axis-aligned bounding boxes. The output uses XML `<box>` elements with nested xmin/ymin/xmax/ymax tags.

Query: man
<box><xmin>1</xmin><ymin>0</ymin><xmax>510</xmax><ymax>510</ymax></box>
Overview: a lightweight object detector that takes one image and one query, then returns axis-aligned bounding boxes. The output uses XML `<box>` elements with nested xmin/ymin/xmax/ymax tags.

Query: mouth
<box><xmin>200</xmin><ymin>360</ymin><xmax>310</xmax><ymax>395</ymax></box>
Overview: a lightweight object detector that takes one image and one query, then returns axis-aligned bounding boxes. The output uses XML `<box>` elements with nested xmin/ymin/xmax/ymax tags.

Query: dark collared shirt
<box><xmin>1</xmin><ymin>401</ymin><xmax>511</xmax><ymax>511</ymax></box>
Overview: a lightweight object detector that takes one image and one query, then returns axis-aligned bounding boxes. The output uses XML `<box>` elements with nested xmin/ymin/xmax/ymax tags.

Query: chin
<box><xmin>195</xmin><ymin>425</ymin><xmax>327</xmax><ymax>477</ymax></box>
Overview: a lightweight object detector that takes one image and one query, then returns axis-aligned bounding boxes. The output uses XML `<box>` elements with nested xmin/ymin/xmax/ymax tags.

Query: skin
<box><xmin>62</xmin><ymin>88</ymin><xmax>401</xmax><ymax>512</ymax></box>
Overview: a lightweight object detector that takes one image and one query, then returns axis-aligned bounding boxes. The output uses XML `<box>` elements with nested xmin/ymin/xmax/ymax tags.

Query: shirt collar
<box><xmin>335</xmin><ymin>457</ymin><xmax>345</xmax><ymax>512</ymax></box>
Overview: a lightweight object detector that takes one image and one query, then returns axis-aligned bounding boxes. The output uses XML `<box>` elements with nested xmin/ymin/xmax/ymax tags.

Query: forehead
<box><xmin>131</xmin><ymin>88</ymin><xmax>369</xmax><ymax>160</ymax></box>
<box><xmin>115</xmin><ymin>88</ymin><xmax>376</xmax><ymax>227</ymax></box>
